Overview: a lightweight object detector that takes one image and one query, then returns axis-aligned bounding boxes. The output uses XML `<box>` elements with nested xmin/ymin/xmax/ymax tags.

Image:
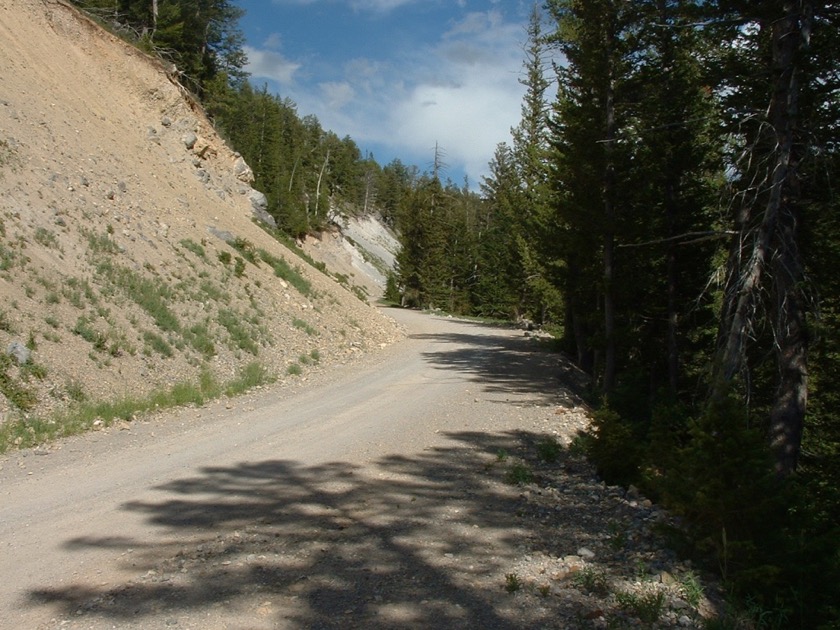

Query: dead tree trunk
<box><xmin>712</xmin><ymin>1</ymin><xmax>810</xmax><ymax>475</ymax></box>
<box><xmin>767</xmin><ymin>1</ymin><xmax>809</xmax><ymax>476</ymax></box>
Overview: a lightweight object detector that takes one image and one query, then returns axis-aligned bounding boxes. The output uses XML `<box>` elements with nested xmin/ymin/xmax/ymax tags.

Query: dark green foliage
<box><xmin>536</xmin><ymin>436</ymin><xmax>562</xmax><ymax>463</ymax></box>
<box><xmin>505</xmin><ymin>462</ymin><xmax>534</xmax><ymax>486</ymax></box>
<box><xmin>393</xmin><ymin>174</ymin><xmax>485</xmax><ymax>313</ymax></box>
<box><xmin>586</xmin><ymin>404</ymin><xmax>642</xmax><ymax>486</ymax></box>
<box><xmin>383</xmin><ymin>271</ymin><xmax>400</xmax><ymax>305</ymax></box>
<box><xmin>541</xmin><ymin>1</ymin><xmax>839</xmax><ymax>625</ymax></box>
<box><xmin>72</xmin><ymin>0</ymin><xmax>247</xmax><ymax>98</ymax></box>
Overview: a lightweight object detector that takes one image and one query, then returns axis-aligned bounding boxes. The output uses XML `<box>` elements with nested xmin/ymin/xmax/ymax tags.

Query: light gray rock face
<box><xmin>248</xmin><ymin>189</ymin><xmax>276</xmax><ymax>228</ymax></box>
<box><xmin>7</xmin><ymin>341</ymin><xmax>30</xmax><ymax>365</ymax></box>
<box><xmin>233</xmin><ymin>156</ymin><xmax>254</xmax><ymax>184</ymax></box>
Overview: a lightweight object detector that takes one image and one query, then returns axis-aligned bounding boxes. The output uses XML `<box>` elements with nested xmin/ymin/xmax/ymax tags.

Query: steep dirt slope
<box><xmin>0</xmin><ymin>0</ymin><xmax>401</xmax><ymax>425</ymax></box>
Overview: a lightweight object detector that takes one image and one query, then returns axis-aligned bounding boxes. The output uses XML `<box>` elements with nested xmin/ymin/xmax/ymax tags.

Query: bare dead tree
<box><xmin>712</xmin><ymin>1</ymin><xmax>811</xmax><ymax>476</ymax></box>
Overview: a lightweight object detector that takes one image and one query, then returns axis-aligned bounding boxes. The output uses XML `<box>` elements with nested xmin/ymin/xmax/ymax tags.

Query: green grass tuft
<box><xmin>0</xmin><ymin>363</ymin><xmax>274</xmax><ymax>454</ymax></box>
<box><xmin>258</xmin><ymin>248</ymin><xmax>312</xmax><ymax>297</ymax></box>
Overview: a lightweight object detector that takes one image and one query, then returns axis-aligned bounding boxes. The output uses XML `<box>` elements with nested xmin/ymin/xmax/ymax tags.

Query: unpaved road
<box><xmin>1</xmin><ymin>309</ymin><xmax>587</xmax><ymax>629</ymax></box>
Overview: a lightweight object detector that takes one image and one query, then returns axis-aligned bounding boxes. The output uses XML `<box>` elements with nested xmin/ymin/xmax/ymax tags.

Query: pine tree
<box><xmin>510</xmin><ymin>4</ymin><xmax>562</xmax><ymax>324</ymax></box>
<box><xmin>546</xmin><ymin>0</ymin><xmax>636</xmax><ymax>388</ymax></box>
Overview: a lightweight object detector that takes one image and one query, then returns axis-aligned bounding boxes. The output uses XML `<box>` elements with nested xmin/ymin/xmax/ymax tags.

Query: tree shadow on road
<box><xmin>27</xmin><ymin>319</ymin><xmax>615</xmax><ymax>628</ymax></box>
<box><xmin>412</xmin><ymin>321</ymin><xmax>589</xmax><ymax>409</ymax></box>
<box><xmin>27</xmin><ymin>427</ymin><xmax>635</xmax><ymax>629</ymax></box>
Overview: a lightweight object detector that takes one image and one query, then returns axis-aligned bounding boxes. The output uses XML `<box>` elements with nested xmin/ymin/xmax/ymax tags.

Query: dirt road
<box><xmin>1</xmin><ymin>309</ymin><xmax>589</xmax><ymax>629</ymax></box>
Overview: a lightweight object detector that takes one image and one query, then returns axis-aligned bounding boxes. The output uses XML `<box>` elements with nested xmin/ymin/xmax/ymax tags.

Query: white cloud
<box><xmin>248</xmin><ymin>7</ymin><xmax>529</xmax><ymax>186</ymax></box>
<box><xmin>319</xmin><ymin>81</ymin><xmax>356</xmax><ymax>109</ymax></box>
<box><xmin>244</xmin><ymin>46</ymin><xmax>301</xmax><ymax>85</ymax></box>
<box><xmin>262</xmin><ymin>33</ymin><xmax>284</xmax><ymax>49</ymax></box>
<box><xmin>364</xmin><ymin>10</ymin><xmax>527</xmax><ymax>183</ymax></box>
<box><xmin>270</xmin><ymin>0</ymin><xmax>417</xmax><ymax>10</ymax></box>
<box><xmin>348</xmin><ymin>0</ymin><xmax>417</xmax><ymax>10</ymax></box>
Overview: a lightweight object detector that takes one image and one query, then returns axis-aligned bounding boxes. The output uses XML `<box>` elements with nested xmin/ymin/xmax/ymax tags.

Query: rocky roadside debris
<box><xmin>39</xmin><ymin>399</ymin><xmax>718</xmax><ymax>630</ymax></box>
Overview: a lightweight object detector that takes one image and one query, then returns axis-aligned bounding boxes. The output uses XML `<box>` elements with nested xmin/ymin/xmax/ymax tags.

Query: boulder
<box><xmin>233</xmin><ymin>155</ymin><xmax>254</xmax><ymax>184</ymax></box>
<box><xmin>248</xmin><ymin>189</ymin><xmax>276</xmax><ymax>228</ymax></box>
<box><xmin>6</xmin><ymin>341</ymin><xmax>30</xmax><ymax>365</ymax></box>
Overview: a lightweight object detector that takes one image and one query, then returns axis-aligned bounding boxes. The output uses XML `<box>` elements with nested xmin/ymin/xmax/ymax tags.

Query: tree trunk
<box><xmin>768</xmin><ymin>0</ymin><xmax>809</xmax><ymax>476</ymax></box>
<box><xmin>314</xmin><ymin>149</ymin><xmax>330</xmax><ymax>219</ymax></box>
<box><xmin>603</xmin><ymin>70</ymin><xmax>616</xmax><ymax>394</ymax></box>
<box><xmin>711</xmin><ymin>1</ymin><xmax>809</xmax><ymax>475</ymax></box>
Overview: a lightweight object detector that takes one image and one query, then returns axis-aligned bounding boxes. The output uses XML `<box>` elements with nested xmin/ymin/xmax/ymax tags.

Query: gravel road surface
<box><xmin>1</xmin><ymin>309</ymin><xmax>591</xmax><ymax>629</ymax></box>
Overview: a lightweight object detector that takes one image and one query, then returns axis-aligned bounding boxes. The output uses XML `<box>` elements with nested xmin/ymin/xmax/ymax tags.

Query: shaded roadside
<box><xmin>24</xmin><ymin>313</ymin><xmax>713</xmax><ymax>628</ymax></box>
<box><xmin>30</xmin><ymin>429</ymin><xmax>711</xmax><ymax>629</ymax></box>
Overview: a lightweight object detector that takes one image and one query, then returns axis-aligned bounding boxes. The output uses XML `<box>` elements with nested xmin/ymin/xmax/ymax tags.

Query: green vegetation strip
<box><xmin>0</xmin><ymin>362</ymin><xmax>274</xmax><ymax>454</ymax></box>
<box><xmin>257</xmin><ymin>248</ymin><xmax>312</xmax><ymax>297</ymax></box>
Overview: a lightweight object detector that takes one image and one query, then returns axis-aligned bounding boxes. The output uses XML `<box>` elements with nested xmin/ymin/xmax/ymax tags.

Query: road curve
<box><xmin>0</xmin><ymin>308</ymin><xmax>568</xmax><ymax>629</ymax></box>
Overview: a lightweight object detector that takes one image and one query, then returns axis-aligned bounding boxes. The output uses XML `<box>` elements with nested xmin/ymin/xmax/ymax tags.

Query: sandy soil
<box><xmin>0</xmin><ymin>0</ymin><xmax>400</xmax><ymax>423</ymax></box>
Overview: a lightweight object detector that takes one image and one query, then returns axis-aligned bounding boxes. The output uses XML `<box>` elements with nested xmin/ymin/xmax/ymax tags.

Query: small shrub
<box><xmin>234</xmin><ymin>256</ymin><xmax>246</xmax><ymax>277</ymax></box>
<box><xmin>199</xmin><ymin>280</ymin><xmax>227</xmax><ymax>303</ymax></box>
<box><xmin>97</xmin><ymin>261</ymin><xmax>179</xmax><ymax>333</ymax></box>
<box><xmin>226</xmin><ymin>362</ymin><xmax>274</xmax><ymax>396</ymax></box>
<box><xmin>310</xmin><ymin>349</ymin><xmax>320</xmax><ymax>362</ymax></box>
<box><xmin>287</xmin><ymin>363</ymin><xmax>302</xmax><ymax>376</ymax></box>
<box><xmin>43</xmin><ymin>330</ymin><xmax>61</xmax><ymax>343</ymax></box>
<box><xmin>615</xmin><ymin>589</ymin><xmax>665</xmax><ymax>624</ymax></box>
<box><xmin>143</xmin><ymin>330</ymin><xmax>173</xmax><ymax>357</ymax></box>
<box><xmin>0</xmin><ymin>309</ymin><xmax>13</xmax><ymax>332</ymax></box>
<box><xmin>218</xmin><ymin>251</ymin><xmax>232</xmax><ymax>265</ymax></box>
<box><xmin>0</xmin><ymin>354</ymin><xmax>39</xmax><ymax>411</ymax></box>
<box><xmin>84</xmin><ymin>227</ymin><xmax>120</xmax><ymax>255</ymax></box>
<box><xmin>179</xmin><ymin>238</ymin><xmax>207</xmax><ymax>260</ymax></box>
<box><xmin>607</xmin><ymin>520</ymin><xmax>627</xmax><ymax>551</ymax></box>
<box><xmin>679</xmin><ymin>571</ymin><xmax>704</xmax><ymax>608</ymax></box>
<box><xmin>536</xmin><ymin>436</ymin><xmax>562</xmax><ymax>462</ymax></box>
<box><xmin>351</xmin><ymin>285</ymin><xmax>369</xmax><ymax>303</ymax></box>
<box><xmin>572</xmin><ymin>567</ymin><xmax>609</xmax><ymax>595</ymax></box>
<box><xmin>231</xmin><ymin>237</ymin><xmax>259</xmax><ymax>264</ymax></box>
<box><xmin>292</xmin><ymin>317</ymin><xmax>317</xmax><ymax>336</ymax></box>
<box><xmin>66</xmin><ymin>380</ymin><xmax>86</xmax><ymax>403</ymax></box>
<box><xmin>72</xmin><ymin>316</ymin><xmax>106</xmax><ymax>351</ymax></box>
<box><xmin>184</xmin><ymin>322</ymin><xmax>215</xmax><ymax>358</ymax></box>
<box><xmin>218</xmin><ymin>308</ymin><xmax>259</xmax><ymax>355</ymax></box>
<box><xmin>505</xmin><ymin>462</ymin><xmax>534</xmax><ymax>485</ymax></box>
<box><xmin>34</xmin><ymin>227</ymin><xmax>59</xmax><ymax>249</ymax></box>
<box><xmin>504</xmin><ymin>573</ymin><xmax>522</xmax><ymax>593</ymax></box>
<box><xmin>588</xmin><ymin>404</ymin><xmax>641</xmax><ymax>485</ymax></box>
<box><xmin>258</xmin><ymin>248</ymin><xmax>312</xmax><ymax>297</ymax></box>
<box><xmin>21</xmin><ymin>361</ymin><xmax>47</xmax><ymax>380</ymax></box>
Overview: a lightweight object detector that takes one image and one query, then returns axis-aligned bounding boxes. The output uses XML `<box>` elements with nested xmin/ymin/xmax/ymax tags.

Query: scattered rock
<box><xmin>182</xmin><ymin>131</ymin><xmax>197</xmax><ymax>150</ymax></box>
<box><xmin>6</xmin><ymin>341</ymin><xmax>30</xmax><ymax>365</ymax></box>
<box><xmin>233</xmin><ymin>155</ymin><xmax>253</xmax><ymax>183</ymax></box>
<box><xmin>577</xmin><ymin>547</ymin><xmax>595</xmax><ymax>560</ymax></box>
<box><xmin>247</xmin><ymin>189</ymin><xmax>276</xmax><ymax>227</ymax></box>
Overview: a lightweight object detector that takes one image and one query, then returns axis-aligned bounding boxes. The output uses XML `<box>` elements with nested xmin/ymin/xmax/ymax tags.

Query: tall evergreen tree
<box><xmin>510</xmin><ymin>4</ymin><xmax>562</xmax><ymax>324</ymax></box>
<box><xmin>546</xmin><ymin>0</ymin><xmax>636</xmax><ymax>387</ymax></box>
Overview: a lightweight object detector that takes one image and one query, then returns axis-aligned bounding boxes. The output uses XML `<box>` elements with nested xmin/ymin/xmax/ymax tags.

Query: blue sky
<box><xmin>236</xmin><ymin>0</ymin><xmax>536</xmax><ymax>188</ymax></box>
